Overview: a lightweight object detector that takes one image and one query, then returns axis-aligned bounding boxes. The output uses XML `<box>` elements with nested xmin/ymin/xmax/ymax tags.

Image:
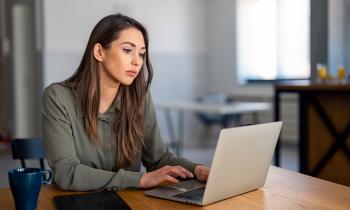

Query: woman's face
<box><xmin>95</xmin><ymin>27</ymin><xmax>146</xmax><ymax>87</ymax></box>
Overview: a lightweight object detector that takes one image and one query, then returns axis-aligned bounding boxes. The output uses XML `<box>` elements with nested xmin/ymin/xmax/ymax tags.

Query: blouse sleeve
<box><xmin>42</xmin><ymin>85</ymin><xmax>143</xmax><ymax>191</ymax></box>
<box><xmin>141</xmin><ymin>92</ymin><xmax>198</xmax><ymax>173</ymax></box>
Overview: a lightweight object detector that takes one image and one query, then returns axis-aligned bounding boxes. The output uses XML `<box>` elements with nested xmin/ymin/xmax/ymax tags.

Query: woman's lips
<box><xmin>126</xmin><ymin>70</ymin><xmax>137</xmax><ymax>77</ymax></box>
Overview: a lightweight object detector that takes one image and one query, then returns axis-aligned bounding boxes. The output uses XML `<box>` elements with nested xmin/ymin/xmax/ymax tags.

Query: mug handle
<box><xmin>42</xmin><ymin>170</ymin><xmax>53</xmax><ymax>184</ymax></box>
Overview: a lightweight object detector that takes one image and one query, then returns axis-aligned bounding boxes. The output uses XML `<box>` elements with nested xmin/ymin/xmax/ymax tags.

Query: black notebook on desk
<box><xmin>54</xmin><ymin>191</ymin><xmax>131</xmax><ymax>210</ymax></box>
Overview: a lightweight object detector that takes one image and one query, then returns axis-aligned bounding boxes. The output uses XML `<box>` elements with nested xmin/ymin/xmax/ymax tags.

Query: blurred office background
<box><xmin>0</xmin><ymin>0</ymin><xmax>349</xmax><ymax>187</ymax></box>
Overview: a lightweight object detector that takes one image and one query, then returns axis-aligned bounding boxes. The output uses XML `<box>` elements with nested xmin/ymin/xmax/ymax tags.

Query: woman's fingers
<box><xmin>165</xmin><ymin>166</ymin><xmax>193</xmax><ymax>178</ymax></box>
<box><xmin>165</xmin><ymin>166</ymin><xmax>190</xmax><ymax>178</ymax></box>
<box><xmin>162</xmin><ymin>174</ymin><xmax>180</xmax><ymax>184</ymax></box>
<box><xmin>175</xmin><ymin>166</ymin><xmax>194</xmax><ymax>178</ymax></box>
<box><xmin>194</xmin><ymin>165</ymin><xmax>210</xmax><ymax>181</ymax></box>
<box><xmin>163</xmin><ymin>167</ymin><xmax>184</xmax><ymax>178</ymax></box>
<box><xmin>139</xmin><ymin>165</ymin><xmax>195</xmax><ymax>188</ymax></box>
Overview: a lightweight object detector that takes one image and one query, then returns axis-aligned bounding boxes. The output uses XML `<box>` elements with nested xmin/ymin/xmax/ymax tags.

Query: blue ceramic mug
<box><xmin>8</xmin><ymin>168</ymin><xmax>52</xmax><ymax>210</ymax></box>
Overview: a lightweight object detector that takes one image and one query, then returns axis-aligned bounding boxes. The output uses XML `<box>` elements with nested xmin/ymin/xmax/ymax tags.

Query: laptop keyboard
<box><xmin>173</xmin><ymin>187</ymin><xmax>205</xmax><ymax>201</ymax></box>
<box><xmin>169</xmin><ymin>180</ymin><xmax>200</xmax><ymax>191</ymax></box>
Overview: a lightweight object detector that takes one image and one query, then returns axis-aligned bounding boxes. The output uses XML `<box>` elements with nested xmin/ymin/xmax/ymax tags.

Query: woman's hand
<box><xmin>139</xmin><ymin>165</ymin><xmax>194</xmax><ymax>188</ymax></box>
<box><xmin>194</xmin><ymin>165</ymin><xmax>210</xmax><ymax>182</ymax></box>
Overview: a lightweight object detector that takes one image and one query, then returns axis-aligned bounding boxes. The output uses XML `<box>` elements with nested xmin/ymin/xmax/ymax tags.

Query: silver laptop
<box><xmin>144</xmin><ymin>121</ymin><xmax>282</xmax><ymax>206</ymax></box>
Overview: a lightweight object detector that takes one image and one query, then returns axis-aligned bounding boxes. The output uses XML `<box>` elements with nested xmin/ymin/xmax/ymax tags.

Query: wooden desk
<box><xmin>156</xmin><ymin>101</ymin><xmax>271</xmax><ymax>156</ymax></box>
<box><xmin>1</xmin><ymin>167</ymin><xmax>349</xmax><ymax>209</ymax></box>
<box><xmin>274</xmin><ymin>81</ymin><xmax>350</xmax><ymax>186</ymax></box>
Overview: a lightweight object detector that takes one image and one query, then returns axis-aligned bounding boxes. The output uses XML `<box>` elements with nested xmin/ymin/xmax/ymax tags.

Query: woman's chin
<box><xmin>121</xmin><ymin>79</ymin><xmax>135</xmax><ymax>86</ymax></box>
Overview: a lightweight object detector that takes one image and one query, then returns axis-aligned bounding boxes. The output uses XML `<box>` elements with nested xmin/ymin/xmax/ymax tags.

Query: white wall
<box><xmin>206</xmin><ymin>0</ymin><xmax>273</xmax><ymax>98</ymax></box>
<box><xmin>44</xmin><ymin>0</ymin><xmax>207</xmax><ymax>54</ymax></box>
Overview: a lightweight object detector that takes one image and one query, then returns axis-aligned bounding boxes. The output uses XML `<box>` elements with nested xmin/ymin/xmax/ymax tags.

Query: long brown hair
<box><xmin>65</xmin><ymin>14</ymin><xmax>153</xmax><ymax>169</ymax></box>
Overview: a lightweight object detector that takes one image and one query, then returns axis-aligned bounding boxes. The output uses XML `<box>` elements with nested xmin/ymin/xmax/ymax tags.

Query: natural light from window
<box><xmin>236</xmin><ymin>0</ymin><xmax>310</xmax><ymax>83</ymax></box>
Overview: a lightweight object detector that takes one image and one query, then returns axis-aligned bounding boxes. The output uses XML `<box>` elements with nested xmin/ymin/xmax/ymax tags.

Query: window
<box><xmin>236</xmin><ymin>0</ymin><xmax>310</xmax><ymax>83</ymax></box>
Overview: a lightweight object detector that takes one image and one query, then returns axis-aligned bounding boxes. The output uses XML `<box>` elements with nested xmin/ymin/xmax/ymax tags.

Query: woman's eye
<box><xmin>139</xmin><ymin>53</ymin><xmax>145</xmax><ymax>58</ymax></box>
<box><xmin>123</xmin><ymin>49</ymin><xmax>132</xmax><ymax>54</ymax></box>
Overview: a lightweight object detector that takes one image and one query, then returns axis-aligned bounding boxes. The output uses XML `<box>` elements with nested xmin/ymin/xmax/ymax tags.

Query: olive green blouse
<box><xmin>42</xmin><ymin>83</ymin><xmax>197</xmax><ymax>191</ymax></box>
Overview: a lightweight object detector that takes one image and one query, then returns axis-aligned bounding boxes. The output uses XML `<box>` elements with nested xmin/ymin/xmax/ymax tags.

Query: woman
<box><xmin>42</xmin><ymin>14</ymin><xmax>209</xmax><ymax>191</ymax></box>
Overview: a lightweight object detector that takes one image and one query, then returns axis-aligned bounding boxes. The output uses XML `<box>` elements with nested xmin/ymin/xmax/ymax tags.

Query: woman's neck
<box><xmin>99</xmin><ymin>82</ymin><xmax>120</xmax><ymax>114</ymax></box>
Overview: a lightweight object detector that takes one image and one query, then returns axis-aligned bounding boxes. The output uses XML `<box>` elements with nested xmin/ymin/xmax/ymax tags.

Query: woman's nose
<box><xmin>131</xmin><ymin>54</ymin><xmax>142</xmax><ymax>66</ymax></box>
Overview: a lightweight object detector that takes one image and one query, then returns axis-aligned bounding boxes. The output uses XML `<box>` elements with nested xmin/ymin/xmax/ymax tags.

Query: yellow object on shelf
<box><xmin>317</xmin><ymin>64</ymin><xmax>328</xmax><ymax>80</ymax></box>
<box><xmin>337</xmin><ymin>66</ymin><xmax>346</xmax><ymax>79</ymax></box>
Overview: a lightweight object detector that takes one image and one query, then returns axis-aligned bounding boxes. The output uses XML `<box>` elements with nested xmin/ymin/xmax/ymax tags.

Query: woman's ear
<box><xmin>93</xmin><ymin>43</ymin><xmax>104</xmax><ymax>62</ymax></box>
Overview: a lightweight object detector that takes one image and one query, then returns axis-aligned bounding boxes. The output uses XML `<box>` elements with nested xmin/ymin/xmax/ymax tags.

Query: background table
<box><xmin>274</xmin><ymin>81</ymin><xmax>350</xmax><ymax>186</ymax></box>
<box><xmin>156</xmin><ymin>101</ymin><xmax>271</xmax><ymax>156</ymax></box>
<box><xmin>1</xmin><ymin>166</ymin><xmax>349</xmax><ymax>209</ymax></box>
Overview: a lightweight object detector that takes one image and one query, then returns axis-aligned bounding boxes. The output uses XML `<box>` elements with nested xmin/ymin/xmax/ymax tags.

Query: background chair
<box><xmin>11</xmin><ymin>138</ymin><xmax>46</xmax><ymax>170</ymax></box>
<box><xmin>195</xmin><ymin>93</ymin><xmax>242</xmax><ymax>142</ymax></box>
